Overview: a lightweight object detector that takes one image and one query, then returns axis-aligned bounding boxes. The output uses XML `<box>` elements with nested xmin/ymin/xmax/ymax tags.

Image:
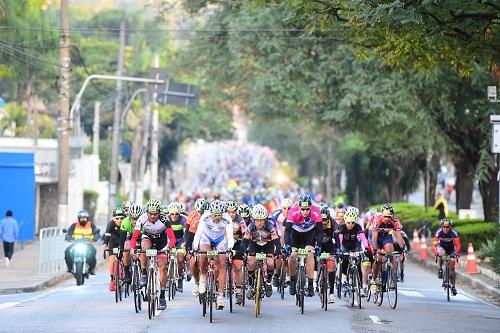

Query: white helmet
<box><xmin>210</xmin><ymin>200</ymin><xmax>225</xmax><ymax>214</ymax></box>
<box><xmin>251</xmin><ymin>204</ymin><xmax>268</xmax><ymax>220</ymax></box>
<box><xmin>280</xmin><ymin>198</ymin><xmax>293</xmax><ymax>209</ymax></box>
<box><xmin>129</xmin><ymin>203</ymin><xmax>143</xmax><ymax>219</ymax></box>
<box><xmin>344</xmin><ymin>209</ymin><xmax>359</xmax><ymax>223</ymax></box>
<box><xmin>168</xmin><ymin>202</ymin><xmax>181</xmax><ymax>215</ymax></box>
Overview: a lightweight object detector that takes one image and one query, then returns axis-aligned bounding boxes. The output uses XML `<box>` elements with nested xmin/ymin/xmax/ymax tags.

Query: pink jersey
<box><xmin>288</xmin><ymin>203</ymin><xmax>322</xmax><ymax>232</ymax></box>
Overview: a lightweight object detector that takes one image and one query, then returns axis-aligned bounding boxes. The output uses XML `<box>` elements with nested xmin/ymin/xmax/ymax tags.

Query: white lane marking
<box><xmin>369</xmin><ymin>315</ymin><xmax>382</xmax><ymax>324</ymax></box>
<box><xmin>398</xmin><ymin>290</ymin><xmax>425</xmax><ymax>298</ymax></box>
<box><xmin>459</xmin><ymin>290</ymin><xmax>498</xmax><ymax>308</ymax></box>
<box><xmin>61</xmin><ymin>285</ymin><xmax>90</xmax><ymax>291</ymax></box>
<box><xmin>0</xmin><ymin>302</ymin><xmax>21</xmax><ymax>310</ymax></box>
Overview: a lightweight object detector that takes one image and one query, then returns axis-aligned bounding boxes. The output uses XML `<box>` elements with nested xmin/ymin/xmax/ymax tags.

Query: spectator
<box><xmin>0</xmin><ymin>210</ymin><xmax>19</xmax><ymax>268</ymax></box>
<box><xmin>434</xmin><ymin>192</ymin><xmax>449</xmax><ymax>221</ymax></box>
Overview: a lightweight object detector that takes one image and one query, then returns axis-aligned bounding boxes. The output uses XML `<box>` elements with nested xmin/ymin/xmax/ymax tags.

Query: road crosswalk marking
<box><xmin>398</xmin><ymin>290</ymin><xmax>425</xmax><ymax>298</ymax></box>
<box><xmin>0</xmin><ymin>301</ymin><xmax>20</xmax><ymax>310</ymax></box>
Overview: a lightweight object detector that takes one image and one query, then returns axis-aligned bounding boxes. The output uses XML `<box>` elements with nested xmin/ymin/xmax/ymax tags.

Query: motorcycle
<box><xmin>71</xmin><ymin>238</ymin><xmax>90</xmax><ymax>286</ymax></box>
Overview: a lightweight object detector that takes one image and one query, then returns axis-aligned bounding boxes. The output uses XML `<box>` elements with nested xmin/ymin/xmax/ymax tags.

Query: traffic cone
<box><xmin>419</xmin><ymin>235</ymin><xmax>428</xmax><ymax>260</ymax></box>
<box><xmin>465</xmin><ymin>243</ymin><xmax>479</xmax><ymax>274</ymax></box>
<box><xmin>412</xmin><ymin>229</ymin><xmax>419</xmax><ymax>252</ymax></box>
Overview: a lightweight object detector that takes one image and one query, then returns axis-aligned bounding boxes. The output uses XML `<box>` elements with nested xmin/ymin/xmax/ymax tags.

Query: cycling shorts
<box><xmin>289</xmin><ymin>228</ymin><xmax>316</xmax><ymax>248</ymax></box>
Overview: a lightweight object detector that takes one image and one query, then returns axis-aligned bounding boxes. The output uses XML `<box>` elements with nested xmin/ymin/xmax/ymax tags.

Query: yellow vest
<box><xmin>73</xmin><ymin>222</ymin><xmax>93</xmax><ymax>240</ymax></box>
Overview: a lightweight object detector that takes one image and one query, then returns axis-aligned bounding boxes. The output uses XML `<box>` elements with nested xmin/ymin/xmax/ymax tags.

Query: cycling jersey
<box><xmin>338</xmin><ymin>223</ymin><xmax>369</xmax><ymax>251</ymax></box>
<box><xmin>129</xmin><ymin>214</ymin><xmax>175</xmax><ymax>250</ymax></box>
<box><xmin>231</xmin><ymin>215</ymin><xmax>246</xmax><ymax>241</ymax></box>
<box><xmin>287</xmin><ymin>204</ymin><xmax>322</xmax><ymax>232</ymax></box>
<box><xmin>103</xmin><ymin>220</ymin><xmax>121</xmax><ymax>249</ymax></box>
<box><xmin>243</xmin><ymin>219</ymin><xmax>279</xmax><ymax>246</ymax></box>
<box><xmin>192</xmin><ymin>212</ymin><xmax>234</xmax><ymax>251</ymax></box>
<box><xmin>187</xmin><ymin>211</ymin><xmax>202</xmax><ymax>233</ymax></box>
<box><xmin>432</xmin><ymin>228</ymin><xmax>461</xmax><ymax>255</ymax></box>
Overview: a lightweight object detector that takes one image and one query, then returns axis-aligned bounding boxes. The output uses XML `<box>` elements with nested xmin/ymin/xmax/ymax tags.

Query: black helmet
<box><xmin>77</xmin><ymin>210</ymin><xmax>89</xmax><ymax>219</ymax></box>
<box><xmin>298</xmin><ymin>194</ymin><xmax>312</xmax><ymax>208</ymax></box>
<box><xmin>113</xmin><ymin>207</ymin><xmax>125</xmax><ymax>218</ymax></box>
<box><xmin>321</xmin><ymin>207</ymin><xmax>330</xmax><ymax>219</ymax></box>
<box><xmin>440</xmin><ymin>218</ymin><xmax>453</xmax><ymax>227</ymax></box>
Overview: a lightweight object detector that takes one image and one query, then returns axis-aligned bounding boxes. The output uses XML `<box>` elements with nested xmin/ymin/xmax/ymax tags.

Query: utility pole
<box><xmin>108</xmin><ymin>18</ymin><xmax>126</xmax><ymax>220</ymax></box>
<box><xmin>92</xmin><ymin>101</ymin><xmax>100</xmax><ymax>155</ymax></box>
<box><xmin>150</xmin><ymin>53</ymin><xmax>160</xmax><ymax>199</ymax></box>
<box><xmin>57</xmin><ymin>0</ymin><xmax>70</xmax><ymax>227</ymax></box>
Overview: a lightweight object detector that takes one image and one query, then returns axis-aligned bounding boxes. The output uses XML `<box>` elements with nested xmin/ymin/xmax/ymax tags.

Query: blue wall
<box><xmin>0</xmin><ymin>152</ymin><xmax>35</xmax><ymax>241</ymax></box>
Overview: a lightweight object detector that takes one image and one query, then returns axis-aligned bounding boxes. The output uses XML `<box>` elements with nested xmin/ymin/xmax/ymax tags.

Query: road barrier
<box><xmin>38</xmin><ymin>227</ymin><xmax>66</xmax><ymax>277</ymax></box>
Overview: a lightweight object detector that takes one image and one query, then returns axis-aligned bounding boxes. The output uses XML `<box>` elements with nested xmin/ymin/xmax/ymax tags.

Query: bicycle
<box><xmin>436</xmin><ymin>254</ymin><xmax>457</xmax><ymax>302</ymax></box>
<box><xmin>225</xmin><ymin>252</ymin><xmax>234</xmax><ymax>313</ymax></box>
<box><xmin>294</xmin><ymin>248</ymin><xmax>311</xmax><ymax>315</ymax></box>
<box><xmin>104</xmin><ymin>248</ymin><xmax>127</xmax><ymax>303</ymax></box>
<box><xmin>130</xmin><ymin>254</ymin><xmax>142</xmax><ymax>313</ymax></box>
<box><xmin>335</xmin><ymin>254</ymin><xmax>343</xmax><ymax>300</ymax></box>
<box><xmin>342</xmin><ymin>251</ymin><xmax>363</xmax><ymax>309</ymax></box>
<box><xmin>316</xmin><ymin>252</ymin><xmax>333</xmax><ymax>311</ymax></box>
<box><xmin>276</xmin><ymin>252</ymin><xmax>287</xmax><ymax>300</ymax></box>
<box><xmin>166</xmin><ymin>248</ymin><xmax>179</xmax><ymax>301</ymax></box>
<box><xmin>138</xmin><ymin>249</ymin><xmax>167</xmax><ymax>320</ymax></box>
<box><xmin>249</xmin><ymin>252</ymin><xmax>271</xmax><ymax>317</ymax></box>
<box><xmin>241</xmin><ymin>254</ymin><xmax>248</xmax><ymax>306</ymax></box>
<box><xmin>373</xmin><ymin>250</ymin><xmax>398</xmax><ymax>309</ymax></box>
<box><xmin>198</xmin><ymin>250</ymin><xmax>219</xmax><ymax>323</ymax></box>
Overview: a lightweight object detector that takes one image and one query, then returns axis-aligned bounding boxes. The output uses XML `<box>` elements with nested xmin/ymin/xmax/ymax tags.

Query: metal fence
<box><xmin>38</xmin><ymin>227</ymin><xmax>66</xmax><ymax>277</ymax></box>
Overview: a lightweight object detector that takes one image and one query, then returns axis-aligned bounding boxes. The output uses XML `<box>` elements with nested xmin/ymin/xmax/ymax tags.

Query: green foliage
<box><xmin>477</xmin><ymin>239</ymin><xmax>497</xmax><ymax>260</ymax></box>
<box><xmin>83</xmin><ymin>189</ymin><xmax>99</xmax><ymax>221</ymax></box>
<box><xmin>492</xmin><ymin>233</ymin><xmax>500</xmax><ymax>276</ymax></box>
<box><xmin>455</xmin><ymin>223</ymin><xmax>497</xmax><ymax>254</ymax></box>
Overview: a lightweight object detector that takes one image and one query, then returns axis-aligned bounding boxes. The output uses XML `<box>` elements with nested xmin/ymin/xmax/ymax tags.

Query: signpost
<box><xmin>156</xmin><ymin>80</ymin><xmax>199</xmax><ymax>107</ymax></box>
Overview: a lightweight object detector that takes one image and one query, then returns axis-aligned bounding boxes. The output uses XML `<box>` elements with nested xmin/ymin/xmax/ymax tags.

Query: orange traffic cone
<box><xmin>412</xmin><ymin>229</ymin><xmax>419</xmax><ymax>252</ymax></box>
<box><xmin>419</xmin><ymin>235</ymin><xmax>428</xmax><ymax>260</ymax></box>
<box><xmin>465</xmin><ymin>243</ymin><xmax>479</xmax><ymax>274</ymax></box>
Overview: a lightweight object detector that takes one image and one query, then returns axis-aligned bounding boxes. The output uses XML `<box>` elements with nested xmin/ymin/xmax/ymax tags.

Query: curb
<box><xmin>409</xmin><ymin>254</ymin><xmax>500</xmax><ymax>298</ymax></box>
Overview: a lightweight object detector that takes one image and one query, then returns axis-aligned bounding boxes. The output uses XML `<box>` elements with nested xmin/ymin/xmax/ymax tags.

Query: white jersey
<box><xmin>192</xmin><ymin>211</ymin><xmax>234</xmax><ymax>251</ymax></box>
<box><xmin>135</xmin><ymin>213</ymin><xmax>166</xmax><ymax>236</ymax></box>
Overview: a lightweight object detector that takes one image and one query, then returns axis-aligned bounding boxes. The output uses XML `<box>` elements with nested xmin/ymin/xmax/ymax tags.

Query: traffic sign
<box><xmin>156</xmin><ymin>80</ymin><xmax>199</xmax><ymax>107</ymax></box>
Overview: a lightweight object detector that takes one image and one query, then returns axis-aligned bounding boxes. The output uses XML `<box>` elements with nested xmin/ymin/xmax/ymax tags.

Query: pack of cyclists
<box><xmin>99</xmin><ymin>194</ymin><xmax>461</xmax><ymax>313</ymax></box>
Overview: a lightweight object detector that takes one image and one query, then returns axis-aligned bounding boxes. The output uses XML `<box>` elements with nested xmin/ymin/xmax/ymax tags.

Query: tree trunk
<box><xmin>454</xmin><ymin>157</ymin><xmax>475</xmax><ymax>211</ymax></box>
<box><xmin>479</xmin><ymin>155</ymin><xmax>499</xmax><ymax>222</ymax></box>
<box><xmin>429</xmin><ymin>153</ymin><xmax>441</xmax><ymax>205</ymax></box>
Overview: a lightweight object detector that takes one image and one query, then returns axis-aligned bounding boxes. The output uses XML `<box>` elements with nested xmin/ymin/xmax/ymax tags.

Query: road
<box><xmin>1</xmin><ymin>261</ymin><xmax>498</xmax><ymax>333</ymax></box>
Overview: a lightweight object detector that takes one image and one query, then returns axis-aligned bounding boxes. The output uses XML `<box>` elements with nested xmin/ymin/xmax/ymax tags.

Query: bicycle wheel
<box><xmin>353</xmin><ymin>268</ymin><xmax>361</xmax><ymax>309</ymax></box>
<box><xmin>279</xmin><ymin>263</ymin><xmax>286</xmax><ymax>300</ymax></box>
<box><xmin>387</xmin><ymin>267</ymin><xmax>398</xmax><ymax>309</ymax></box>
<box><xmin>299</xmin><ymin>266</ymin><xmax>305</xmax><ymax>314</ymax></box>
<box><xmin>209</xmin><ymin>271</ymin><xmax>214</xmax><ymax>323</ymax></box>
<box><xmin>321</xmin><ymin>267</ymin><xmax>328</xmax><ymax>311</ymax></box>
<box><xmin>445</xmin><ymin>265</ymin><xmax>450</xmax><ymax>302</ymax></box>
<box><xmin>133</xmin><ymin>264</ymin><xmax>141</xmax><ymax>313</ymax></box>
<box><xmin>242</xmin><ymin>264</ymin><xmax>247</xmax><ymax>307</ymax></box>
<box><xmin>375</xmin><ymin>274</ymin><xmax>384</xmax><ymax>306</ymax></box>
<box><xmin>348</xmin><ymin>270</ymin><xmax>355</xmax><ymax>307</ymax></box>
<box><xmin>335</xmin><ymin>261</ymin><xmax>342</xmax><ymax>300</ymax></box>
<box><xmin>118</xmin><ymin>262</ymin><xmax>124</xmax><ymax>302</ymax></box>
<box><xmin>227</xmin><ymin>261</ymin><xmax>233</xmax><ymax>313</ymax></box>
<box><xmin>148</xmin><ymin>270</ymin><xmax>154</xmax><ymax>320</ymax></box>
<box><xmin>366</xmin><ymin>275</ymin><xmax>372</xmax><ymax>302</ymax></box>
<box><xmin>255</xmin><ymin>267</ymin><xmax>261</xmax><ymax>317</ymax></box>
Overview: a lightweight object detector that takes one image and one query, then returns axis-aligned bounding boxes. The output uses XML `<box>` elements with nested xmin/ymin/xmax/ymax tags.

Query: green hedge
<box><xmin>369</xmin><ymin>202</ymin><xmax>497</xmax><ymax>253</ymax></box>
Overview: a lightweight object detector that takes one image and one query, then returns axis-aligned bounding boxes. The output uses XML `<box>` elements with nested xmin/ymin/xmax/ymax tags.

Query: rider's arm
<box><xmin>129</xmin><ymin>229</ymin><xmax>141</xmax><ymax>249</ymax></box>
<box><xmin>432</xmin><ymin>230</ymin><xmax>440</xmax><ymax>255</ymax></box>
<box><xmin>163</xmin><ymin>221</ymin><xmax>176</xmax><ymax>249</ymax></box>
<box><xmin>357</xmin><ymin>231</ymin><xmax>370</xmax><ymax>250</ymax></box>
<box><xmin>185</xmin><ymin>230</ymin><xmax>195</xmax><ymax>252</ymax></box>
<box><xmin>339</xmin><ymin>233</ymin><xmax>344</xmax><ymax>247</ymax></box>
<box><xmin>102</xmin><ymin>221</ymin><xmax>113</xmax><ymax>246</ymax></box>
<box><xmin>118</xmin><ymin>229</ymin><xmax>128</xmax><ymax>250</ymax></box>
<box><xmin>192</xmin><ymin>217</ymin><xmax>206</xmax><ymax>251</ymax></box>
<box><xmin>225</xmin><ymin>221</ymin><xmax>234</xmax><ymax>249</ymax></box>
<box><xmin>65</xmin><ymin>223</ymin><xmax>76</xmax><ymax>241</ymax></box>
<box><xmin>453</xmin><ymin>230</ymin><xmax>461</xmax><ymax>254</ymax></box>
<box><xmin>91</xmin><ymin>223</ymin><xmax>100</xmax><ymax>242</ymax></box>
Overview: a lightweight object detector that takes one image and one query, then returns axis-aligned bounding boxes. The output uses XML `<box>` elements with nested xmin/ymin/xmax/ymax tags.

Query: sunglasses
<box><xmin>300</xmin><ymin>208</ymin><xmax>310</xmax><ymax>211</ymax></box>
<box><xmin>282</xmin><ymin>207</ymin><xmax>289</xmax><ymax>210</ymax></box>
<box><xmin>114</xmin><ymin>216</ymin><xmax>124</xmax><ymax>220</ymax></box>
<box><xmin>170</xmin><ymin>213</ymin><xmax>180</xmax><ymax>216</ymax></box>
<box><xmin>213</xmin><ymin>214</ymin><xmax>222</xmax><ymax>218</ymax></box>
<box><xmin>442</xmin><ymin>226</ymin><xmax>451</xmax><ymax>229</ymax></box>
<box><xmin>345</xmin><ymin>221</ymin><xmax>355</xmax><ymax>225</ymax></box>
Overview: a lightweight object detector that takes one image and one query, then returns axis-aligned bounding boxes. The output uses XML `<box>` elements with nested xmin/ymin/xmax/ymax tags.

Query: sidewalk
<box><xmin>0</xmin><ymin>239</ymin><xmax>105</xmax><ymax>295</ymax></box>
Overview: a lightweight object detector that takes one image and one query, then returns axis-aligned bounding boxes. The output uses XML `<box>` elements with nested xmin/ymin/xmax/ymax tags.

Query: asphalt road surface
<box><xmin>1</xmin><ymin>261</ymin><xmax>498</xmax><ymax>333</ymax></box>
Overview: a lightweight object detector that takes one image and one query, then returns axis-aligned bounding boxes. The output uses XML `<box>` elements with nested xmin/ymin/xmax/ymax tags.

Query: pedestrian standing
<box><xmin>0</xmin><ymin>210</ymin><xmax>19</xmax><ymax>268</ymax></box>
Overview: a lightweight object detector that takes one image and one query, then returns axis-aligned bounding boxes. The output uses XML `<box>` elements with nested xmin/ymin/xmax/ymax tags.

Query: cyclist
<box><xmin>432</xmin><ymin>218</ymin><xmax>461</xmax><ymax>296</ymax></box>
<box><xmin>270</xmin><ymin>198</ymin><xmax>292</xmax><ymax>287</ymax></box>
<box><xmin>185</xmin><ymin>198</ymin><xmax>209</xmax><ymax>297</ymax></box>
<box><xmin>371</xmin><ymin>204</ymin><xmax>405</xmax><ymax>293</ymax></box>
<box><xmin>337</xmin><ymin>208</ymin><xmax>371</xmax><ymax>296</ymax></box>
<box><xmin>243</xmin><ymin>204</ymin><xmax>281</xmax><ymax>300</ymax></box>
<box><xmin>129</xmin><ymin>199</ymin><xmax>176</xmax><ymax>310</ymax></box>
<box><xmin>164</xmin><ymin>202</ymin><xmax>188</xmax><ymax>293</ymax></box>
<box><xmin>226</xmin><ymin>201</ymin><xmax>247</xmax><ymax>305</ymax></box>
<box><xmin>285</xmin><ymin>194</ymin><xmax>323</xmax><ymax>297</ymax></box>
<box><xmin>102</xmin><ymin>207</ymin><xmax>125</xmax><ymax>291</ymax></box>
<box><xmin>320</xmin><ymin>207</ymin><xmax>338</xmax><ymax>303</ymax></box>
<box><xmin>119</xmin><ymin>203</ymin><xmax>143</xmax><ymax>283</ymax></box>
<box><xmin>192</xmin><ymin>200</ymin><xmax>234</xmax><ymax>309</ymax></box>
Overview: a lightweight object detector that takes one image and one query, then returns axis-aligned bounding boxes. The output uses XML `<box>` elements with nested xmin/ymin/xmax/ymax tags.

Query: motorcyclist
<box><xmin>64</xmin><ymin>210</ymin><xmax>100</xmax><ymax>274</ymax></box>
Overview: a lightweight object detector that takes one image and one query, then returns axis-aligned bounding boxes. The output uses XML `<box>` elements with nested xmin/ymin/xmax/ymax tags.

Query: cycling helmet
<box><xmin>225</xmin><ymin>201</ymin><xmax>238</xmax><ymax>212</ymax></box>
<box><xmin>168</xmin><ymin>202</ymin><xmax>181</xmax><ymax>214</ymax></box>
<box><xmin>129</xmin><ymin>203</ymin><xmax>143</xmax><ymax>219</ymax></box>
<box><xmin>179</xmin><ymin>202</ymin><xmax>186</xmax><ymax>214</ymax></box>
<box><xmin>321</xmin><ymin>207</ymin><xmax>331</xmax><ymax>219</ymax></box>
<box><xmin>251</xmin><ymin>204</ymin><xmax>269</xmax><ymax>220</ymax></box>
<box><xmin>347</xmin><ymin>206</ymin><xmax>359</xmax><ymax>216</ymax></box>
<box><xmin>77</xmin><ymin>210</ymin><xmax>89</xmax><ymax>219</ymax></box>
<box><xmin>298</xmin><ymin>194</ymin><xmax>312</xmax><ymax>208</ymax></box>
<box><xmin>344</xmin><ymin>210</ymin><xmax>358</xmax><ymax>223</ymax></box>
<box><xmin>147</xmin><ymin>199</ymin><xmax>162</xmax><ymax>212</ymax></box>
<box><xmin>440</xmin><ymin>218</ymin><xmax>453</xmax><ymax>227</ymax></box>
<box><xmin>195</xmin><ymin>198</ymin><xmax>209</xmax><ymax>214</ymax></box>
<box><xmin>381</xmin><ymin>203</ymin><xmax>394</xmax><ymax>217</ymax></box>
<box><xmin>160</xmin><ymin>204</ymin><xmax>168</xmax><ymax>214</ymax></box>
<box><xmin>318</xmin><ymin>202</ymin><xmax>329</xmax><ymax>211</ymax></box>
<box><xmin>113</xmin><ymin>207</ymin><xmax>125</xmax><ymax>217</ymax></box>
<box><xmin>237</xmin><ymin>204</ymin><xmax>251</xmax><ymax>218</ymax></box>
<box><xmin>209</xmin><ymin>200</ymin><xmax>225</xmax><ymax>215</ymax></box>
<box><xmin>280</xmin><ymin>198</ymin><xmax>293</xmax><ymax>209</ymax></box>
<box><xmin>122</xmin><ymin>200</ymin><xmax>132</xmax><ymax>210</ymax></box>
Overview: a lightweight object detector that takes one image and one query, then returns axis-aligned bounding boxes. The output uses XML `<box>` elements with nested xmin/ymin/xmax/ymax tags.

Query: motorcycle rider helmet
<box><xmin>77</xmin><ymin>209</ymin><xmax>89</xmax><ymax>223</ymax></box>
